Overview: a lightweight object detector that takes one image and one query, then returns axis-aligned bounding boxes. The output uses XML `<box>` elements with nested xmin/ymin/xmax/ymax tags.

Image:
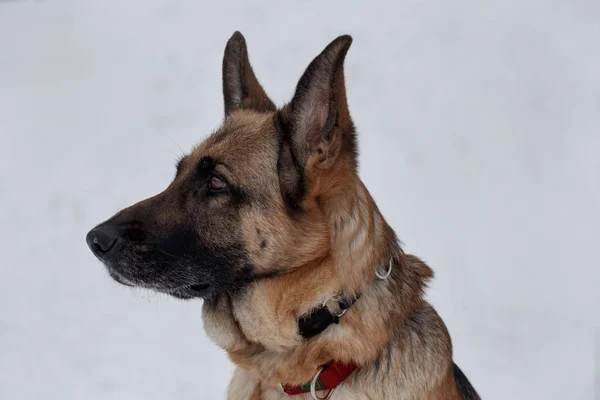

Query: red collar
<box><xmin>282</xmin><ymin>361</ymin><xmax>358</xmax><ymax>396</ymax></box>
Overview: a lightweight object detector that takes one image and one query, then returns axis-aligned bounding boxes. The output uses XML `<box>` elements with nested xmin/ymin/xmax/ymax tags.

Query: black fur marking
<box><xmin>195</xmin><ymin>156</ymin><xmax>214</xmax><ymax>180</ymax></box>
<box><xmin>175</xmin><ymin>156</ymin><xmax>187</xmax><ymax>177</ymax></box>
<box><xmin>453</xmin><ymin>363</ymin><xmax>481</xmax><ymax>400</ymax></box>
<box><xmin>385</xmin><ymin>341</ymin><xmax>394</xmax><ymax>376</ymax></box>
<box><xmin>260</xmin><ymin>239</ymin><xmax>267</xmax><ymax>249</ymax></box>
<box><xmin>372</xmin><ymin>357</ymin><xmax>381</xmax><ymax>377</ymax></box>
<box><xmin>276</xmin><ymin>112</ymin><xmax>306</xmax><ymax>217</ymax></box>
<box><xmin>229</xmin><ymin>185</ymin><xmax>250</xmax><ymax>208</ymax></box>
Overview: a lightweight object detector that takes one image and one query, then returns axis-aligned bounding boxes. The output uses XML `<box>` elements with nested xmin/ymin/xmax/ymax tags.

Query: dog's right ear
<box><xmin>222</xmin><ymin>32</ymin><xmax>276</xmax><ymax>116</ymax></box>
<box><xmin>277</xmin><ymin>35</ymin><xmax>355</xmax><ymax>213</ymax></box>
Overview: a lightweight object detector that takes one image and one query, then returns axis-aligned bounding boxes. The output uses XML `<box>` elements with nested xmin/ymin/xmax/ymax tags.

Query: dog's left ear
<box><xmin>222</xmin><ymin>31</ymin><xmax>276</xmax><ymax>115</ymax></box>
<box><xmin>282</xmin><ymin>35</ymin><xmax>356</xmax><ymax>170</ymax></box>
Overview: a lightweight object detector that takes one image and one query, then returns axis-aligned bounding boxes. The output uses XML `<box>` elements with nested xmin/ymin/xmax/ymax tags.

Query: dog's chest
<box><xmin>231</xmin><ymin>293</ymin><xmax>301</xmax><ymax>350</ymax></box>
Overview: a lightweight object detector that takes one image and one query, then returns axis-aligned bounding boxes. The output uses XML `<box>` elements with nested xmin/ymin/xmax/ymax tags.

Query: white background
<box><xmin>0</xmin><ymin>1</ymin><xmax>598</xmax><ymax>399</ymax></box>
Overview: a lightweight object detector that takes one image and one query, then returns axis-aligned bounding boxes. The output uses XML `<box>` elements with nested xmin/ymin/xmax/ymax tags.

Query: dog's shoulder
<box><xmin>453</xmin><ymin>363</ymin><xmax>481</xmax><ymax>400</ymax></box>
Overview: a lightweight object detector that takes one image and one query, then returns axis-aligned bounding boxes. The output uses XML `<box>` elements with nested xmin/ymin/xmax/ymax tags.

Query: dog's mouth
<box><xmin>190</xmin><ymin>283</ymin><xmax>210</xmax><ymax>292</ymax></box>
<box><xmin>164</xmin><ymin>283</ymin><xmax>212</xmax><ymax>299</ymax></box>
<box><xmin>106</xmin><ymin>267</ymin><xmax>212</xmax><ymax>299</ymax></box>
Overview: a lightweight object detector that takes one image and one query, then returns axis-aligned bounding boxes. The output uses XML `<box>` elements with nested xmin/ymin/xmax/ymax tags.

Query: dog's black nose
<box><xmin>86</xmin><ymin>224</ymin><xmax>119</xmax><ymax>258</ymax></box>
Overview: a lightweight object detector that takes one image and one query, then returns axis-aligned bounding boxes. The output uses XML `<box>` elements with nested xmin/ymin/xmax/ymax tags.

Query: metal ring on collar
<box><xmin>375</xmin><ymin>258</ymin><xmax>393</xmax><ymax>280</ymax></box>
<box><xmin>310</xmin><ymin>367</ymin><xmax>334</xmax><ymax>400</ymax></box>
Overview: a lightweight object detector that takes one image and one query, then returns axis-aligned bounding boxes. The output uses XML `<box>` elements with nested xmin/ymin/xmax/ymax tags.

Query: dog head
<box><xmin>86</xmin><ymin>32</ymin><xmax>357</xmax><ymax>300</ymax></box>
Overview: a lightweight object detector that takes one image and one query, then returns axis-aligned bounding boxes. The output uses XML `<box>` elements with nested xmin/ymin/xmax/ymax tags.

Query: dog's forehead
<box><xmin>189</xmin><ymin>110</ymin><xmax>279</xmax><ymax>177</ymax></box>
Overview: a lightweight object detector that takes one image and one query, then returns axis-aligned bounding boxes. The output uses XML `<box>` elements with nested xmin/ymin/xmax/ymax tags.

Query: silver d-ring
<box><xmin>375</xmin><ymin>258</ymin><xmax>393</xmax><ymax>280</ymax></box>
<box><xmin>276</xmin><ymin>383</ymin><xmax>287</xmax><ymax>395</ymax></box>
<box><xmin>310</xmin><ymin>367</ymin><xmax>334</xmax><ymax>400</ymax></box>
<box><xmin>336</xmin><ymin>308</ymin><xmax>347</xmax><ymax>318</ymax></box>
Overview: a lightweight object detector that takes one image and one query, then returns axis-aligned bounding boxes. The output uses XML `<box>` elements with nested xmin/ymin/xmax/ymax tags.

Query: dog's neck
<box><xmin>320</xmin><ymin>174</ymin><xmax>399</xmax><ymax>295</ymax></box>
<box><xmin>202</xmin><ymin>173</ymin><xmax>433</xmax><ymax>387</ymax></box>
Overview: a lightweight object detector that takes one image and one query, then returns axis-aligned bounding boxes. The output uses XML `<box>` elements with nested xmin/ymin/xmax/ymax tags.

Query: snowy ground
<box><xmin>1</xmin><ymin>1</ymin><xmax>599</xmax><ymax>399</ymax></box>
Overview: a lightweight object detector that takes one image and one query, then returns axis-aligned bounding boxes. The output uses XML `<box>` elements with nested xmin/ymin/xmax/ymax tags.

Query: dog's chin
<box><xmin>165</xmin><ymin>283</ymin><xmax>212</xmax><ymax>299</ymax></box>
<box><xmin>107</xmin><ymin>269</ymin><xmax>137</xmax><ymax>287</ymax></box>
<box><xmin>106</xmin><ymin>267</ymin><xmax>213</xmax><ymax>300</ymax></box>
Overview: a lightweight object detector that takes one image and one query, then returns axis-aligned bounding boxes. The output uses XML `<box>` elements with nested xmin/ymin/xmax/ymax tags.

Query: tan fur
<box><xmin>183</xmin><ymin>111</ymin><xmax>332</xmax><ymax>276</ymax></box>
<box><xmin>194</xmin><ymin>111</ymin><xmax>460</xmax><ymax>398</ymax></box>
<box><xmin>94</xmin><ymin>33</ymin><xmax>474</xmax><ymax>399</ymax></box>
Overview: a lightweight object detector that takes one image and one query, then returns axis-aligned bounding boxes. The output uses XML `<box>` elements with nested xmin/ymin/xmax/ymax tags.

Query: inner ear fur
<box><xmin>277</xmin><ymin>35</ymin><xmax>358</xmax><ymax>212</ymax></box>
<box><xmin>284</xmin><ymin>35</ymin><xmax>356</xmax><ymax>169</ymax></box>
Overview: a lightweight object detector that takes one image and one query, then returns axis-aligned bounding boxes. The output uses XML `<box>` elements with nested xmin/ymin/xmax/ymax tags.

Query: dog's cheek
<box><xmin>238</xmin><ymin>206</ymin><xmax>285</xmax><ymax>273</ymax></box>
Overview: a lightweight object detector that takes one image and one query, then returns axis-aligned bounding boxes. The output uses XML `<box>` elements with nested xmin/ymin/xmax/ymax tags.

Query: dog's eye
<box><xmin>207</xmin><ymin>174</ymin><xmax>227</xmax><ymax>191</ymax></box>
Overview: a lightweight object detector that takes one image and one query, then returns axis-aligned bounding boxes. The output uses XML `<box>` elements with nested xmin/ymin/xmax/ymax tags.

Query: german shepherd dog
<box><xmin>86</xmin><ymin>32</ymin><xmax>480</xmax><ymax>400</ymax></box>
